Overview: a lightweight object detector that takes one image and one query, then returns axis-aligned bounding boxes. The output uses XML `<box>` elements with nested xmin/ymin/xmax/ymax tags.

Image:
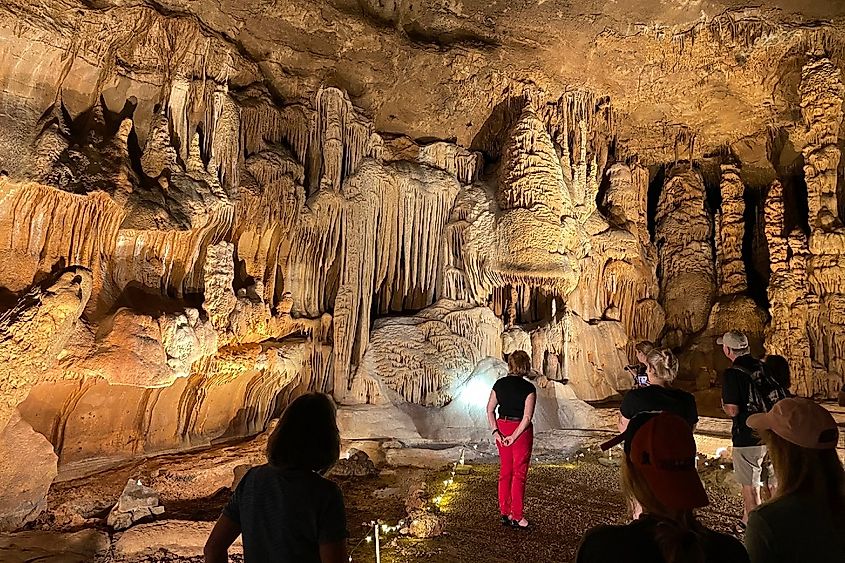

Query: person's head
<box><xmin>635</xmin><ymin>341</ymin><xmax>655</xmax><ymax>365</ymax></box>
<box><xmin>717</xmin><ymin>331</ymin><xmax>749</xmax><ymax>361</ymax></box>
<box><xmin>507</xmin><ymin>350</ymin><xmax>531</xmax><ymax>377</ymax></box>
<box><xmin>645</xmin><ymin>348</ymin><xmax>678</xmax><ymax>385</ymax></box>
<box><xmin>748</xmin><ymin>398</ymin><xmax>844</xmax><ymax>518</ymax></box>
<box><xmin>763</xmin><ymin>354</ymin><xmax>791</xmax><ymax>391</ymax></box>
<box><xmin>604</xmin><ymin>412</ymin><xmax>709</xmax><ymax>563</ymax></box>
<box><xmin>266</xmin><ymin>392</ymin><xmax>341</xmax><ymax>474</ymax></box>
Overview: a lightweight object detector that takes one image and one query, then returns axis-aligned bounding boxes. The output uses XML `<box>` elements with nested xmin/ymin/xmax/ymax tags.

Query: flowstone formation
<box><xmin>0</xmin><ymin>0</ymin><xmax>844</xmax><ymax>532</ymax></box>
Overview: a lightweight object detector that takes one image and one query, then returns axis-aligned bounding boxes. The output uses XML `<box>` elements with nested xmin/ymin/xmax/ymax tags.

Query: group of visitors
<box><xmin>203</xmin><ymin>332</ymin><xmax>844</xmax><ymax>563</ymax></box>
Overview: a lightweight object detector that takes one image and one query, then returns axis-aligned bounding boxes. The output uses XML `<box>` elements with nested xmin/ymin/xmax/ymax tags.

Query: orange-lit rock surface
<box><xmin>0</xmin><ymin>0</ymin><xmax>843</xmax><ymax>531</ymax></box>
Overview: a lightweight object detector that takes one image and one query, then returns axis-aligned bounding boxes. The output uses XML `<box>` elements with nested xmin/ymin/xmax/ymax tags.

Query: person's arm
<box><xmin>318</xmin><ymin>483</ymin><xmax>349</xmax><ymax>563</ymax></box>
<box><xmin>722</xmin><ymin>370</ymin><xmax>741</xmax><ymax>418</ymax></box>
<box><xmin>504</xmin><ymin>392</ymin><xmax>536</xmax><ymax>445</ymax></box>
<box><xmin>204</xmin><ymin>514</ymin><xmax>241</xmax><ymax>563</ymax></box>
<box><xmin>618</xmin><ymin>392</ymin><xmax>634</xmax><ymax>432</ymax></box>
<box><xmin>319</xmin><ymin>541</ymin><xmax>348</xmax><ymax>563</ymax></box>
<box><xmin>689</xmin><ymin>394</ymin><xmax>699</xmax><ymax>431</ymax></box>
<box><xmin>486</xmin><ymin>388</ymin><xmax>504</xmax><ymax>444</ymax></box>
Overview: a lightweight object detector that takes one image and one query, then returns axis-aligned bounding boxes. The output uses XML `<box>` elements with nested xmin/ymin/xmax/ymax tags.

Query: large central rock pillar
<box><xmin>655</xmin><ymin>164</ymin><xmax>716</xmax><ymax>345</ymax></box>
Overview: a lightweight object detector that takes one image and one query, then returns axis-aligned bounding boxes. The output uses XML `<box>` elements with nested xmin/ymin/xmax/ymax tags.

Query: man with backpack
<box><xmin>719</xmin><ymin>331</ymin><xmax>787</xmax><ymax>534</ymax></box>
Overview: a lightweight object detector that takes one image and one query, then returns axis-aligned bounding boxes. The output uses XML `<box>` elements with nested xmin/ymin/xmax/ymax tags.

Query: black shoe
<box><xmin>510</xmin><ymin>518</ymin><xmax>530</xmax><ymax>530</ymax></box>
<box><xmin>500</xmin><ymin>515</ymin><xmax>510</xmax><ymax>526</ymax></box>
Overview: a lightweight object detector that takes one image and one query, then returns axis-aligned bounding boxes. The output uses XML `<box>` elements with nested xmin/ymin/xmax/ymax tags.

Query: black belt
<box><xmin>498</xmin><ymin>416</ymin><xmax>522</xmax><ymax>422</ymax></box>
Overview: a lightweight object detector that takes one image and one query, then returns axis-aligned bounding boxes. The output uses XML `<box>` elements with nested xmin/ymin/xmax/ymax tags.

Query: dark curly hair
<box><xmin>266</xmin><ymin>392</ymin><xmax>341</xmax><ymax>474</ymax></box>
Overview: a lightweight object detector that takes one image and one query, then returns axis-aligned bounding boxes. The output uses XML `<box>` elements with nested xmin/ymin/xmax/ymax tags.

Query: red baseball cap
<box><xmin>602</xmin><ymin>412</ymin><xmax>709</xmax><ymax>511</ymax></box>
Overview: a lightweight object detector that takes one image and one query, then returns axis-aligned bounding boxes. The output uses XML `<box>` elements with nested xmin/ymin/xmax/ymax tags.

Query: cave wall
<box><xmin>0</xmin><ymin>0</ymin><xmax>845</xmax><ymax>529</ymax></box>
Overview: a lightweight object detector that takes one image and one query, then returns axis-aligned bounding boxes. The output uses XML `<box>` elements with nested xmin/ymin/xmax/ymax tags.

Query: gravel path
<box><xmin>348</xmin><ymin>453</ymin><xmax>745</xmax><ymax>563</ymax></box>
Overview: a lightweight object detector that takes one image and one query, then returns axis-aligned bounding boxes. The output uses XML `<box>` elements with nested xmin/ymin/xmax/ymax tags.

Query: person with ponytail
<box><xmin>619</xmin><ymin>348</ymin><xmax>698</xmax><ymax>432</ymax></box>
<box><xmin>744</xmin><ymin>398</ymin><xmax>845</xmax><ymax>562</ymax></box>
<box><xmin>575</xmin><ymin>412</ymin><xmax>748</xmax><ymax>563</ymax></box>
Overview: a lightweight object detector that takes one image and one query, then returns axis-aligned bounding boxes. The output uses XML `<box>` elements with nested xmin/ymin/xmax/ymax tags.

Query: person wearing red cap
<box><xmin>743</xmin><ymin>398</ymin><xmax>845</xmax><ymax>562</ymax></box>
<box><xmin>575</xmin><ymin>412</ymin><xmax>749</xmax><ymax>563</ymax></box>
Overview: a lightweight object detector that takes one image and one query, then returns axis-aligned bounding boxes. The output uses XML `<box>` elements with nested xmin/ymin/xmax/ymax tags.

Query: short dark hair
<box><xmin>266</xmin><ymin>392</ymin><xmax>340</xmax><ymax>473</ymax></box>
<box><xmin>508</xmin><ymin>350</ymin><xmax>531</xmax><ymax>376</ymax></box>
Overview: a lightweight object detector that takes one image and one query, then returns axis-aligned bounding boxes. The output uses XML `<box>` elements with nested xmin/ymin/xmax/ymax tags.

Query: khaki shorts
<box><xmin>733</xmin><ymin>445</ymin><xmax>766</xmax><ymax>486</ymax></box>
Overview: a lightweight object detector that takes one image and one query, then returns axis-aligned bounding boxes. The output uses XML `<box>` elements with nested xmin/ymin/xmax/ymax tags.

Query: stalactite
<box><xmin>492</xmin><ymin>106</ymin><xmax>586</xmax><ymax>293</ymax></box>
<box><xmin>207</xmin><ymin>88</ymin><xmax>241</xmax><ymax>190</ymax></box>
<box><xmin>312</xmin><ymin>88</ymin><xmax>381</xmax><ymax>193</ymax></box>
<box><xmin>110</xmin><ymin>205</ymin><xmax>234</xmax><ymax>299</ymax></box>
<box><xmin>239</xmin><ymin>101</ymin><xmax>312</xmax><ymax>161</ymax></box>
<box><xmin>284</xmin><ymin>160</ymin><xmax>461</xmax><ymax>392</ymax></box>
<box><xmin>0</xmin><ymin>181</ymin><xmax>125</xmax><ymax>293</ymax></box>
<box><xmin>418</xmin><ymin>142</ymin><xmax>482</xmax><ymax>185</ymax></box>
<box><xmin>167</xmin><ymin>78</ymin><xmax>192</xmax><ymax>163</ymax></box>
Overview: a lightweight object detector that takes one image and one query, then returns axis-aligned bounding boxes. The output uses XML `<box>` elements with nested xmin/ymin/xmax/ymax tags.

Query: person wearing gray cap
<box><xmin>719</xmin><ymin>331</ymin><xmax>788</xmax><ymax>534</ymax></box>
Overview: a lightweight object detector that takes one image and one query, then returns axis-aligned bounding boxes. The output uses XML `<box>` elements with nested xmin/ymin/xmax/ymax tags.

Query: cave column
<box><xmin>800</xmin><ymin>55</ymin><xmax>844</xmax><ymax>229</ymax></box>
<box><xmin>715</xmin><ymin>164</ymin><xmax>748</xmax><ymax>296</ymax></box>
<box><xmin>655</xmin><ymin>164</ymin><xmax>716</xmax><ymax>346</ymax></box>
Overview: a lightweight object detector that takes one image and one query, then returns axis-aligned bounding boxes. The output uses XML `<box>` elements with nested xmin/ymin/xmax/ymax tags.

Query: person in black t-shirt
<box><xmin>204</xmin><ymin>393</ymin><xmax>348</xmax><ymax>563</ymax></box>
<box><xmin>720</xmin><ymin>331</ymin><xmax>781</xmax><ymax>532</ymax></box>
<box><xmin>486</xmin><ymin>350</ymin><xmax>536</xmax><ymax>529</ymax></box>
<box><xmin>576</xmin><ymin>412</ymin><xmax>749</xmax><ymax>563</ymax></box>
<box><xmin>619</xmin><ymin>348</ymin><xmax>698</xmax><ymax>432</ymax></box>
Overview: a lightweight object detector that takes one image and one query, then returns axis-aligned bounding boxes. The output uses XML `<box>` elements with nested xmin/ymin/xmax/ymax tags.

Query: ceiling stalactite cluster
<box><xmin>0</xmin><ymin>0</ymin><xmax>844</xmax><ymax>533</ymax></box>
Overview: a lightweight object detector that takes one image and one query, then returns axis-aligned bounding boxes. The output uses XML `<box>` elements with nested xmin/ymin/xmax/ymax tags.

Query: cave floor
<box><xmin>20</xmin><ymin>404</ymin><xmax>842</xmax><ymax>562</ymax></box>
<box><xmin>344</xmin><ymin>453</ymin><xmax>744</xmax><ymax>563</ymax></box>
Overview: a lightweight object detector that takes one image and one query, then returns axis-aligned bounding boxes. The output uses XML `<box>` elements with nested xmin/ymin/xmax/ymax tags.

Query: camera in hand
<box><xmin>625</xmin><ymin>364</ymin><xmax>648</xmax><ymax>387</ymax></box>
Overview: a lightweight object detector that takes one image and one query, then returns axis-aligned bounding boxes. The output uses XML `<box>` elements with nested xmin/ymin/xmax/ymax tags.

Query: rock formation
<box><xmin>0</xmin><ymin>0</ymin><xmax>843</xmax><ymax>531</ymax></box>
<box><xmin>765</xmin><ymin>54</ymin><xmax>845</xmax><ymax>398</ymax></box>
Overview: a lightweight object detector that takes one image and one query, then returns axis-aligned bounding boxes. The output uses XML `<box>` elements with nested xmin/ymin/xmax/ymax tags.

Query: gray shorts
<box><xmin>733</xmin><ymin>445</ymin><xmax>766</xmax><ymax>486</ymax></box>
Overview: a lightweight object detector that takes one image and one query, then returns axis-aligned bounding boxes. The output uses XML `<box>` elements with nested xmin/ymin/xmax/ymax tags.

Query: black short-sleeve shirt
<box><xmin>223</xmin><ymin>465</ymin><xmax>348</xmax><ymax>562</ymax></box>
<box><xmin>620</xmin><ymin>384</ymin><xmax>699</xmax><ymax>428</ymax></box>
<box><xmin>722</xmin><ymin>354</ymin><xmax>764</xmax><ymax>447</ymax></box>
<box><xmin>575</xmin><ymin>515</ymin><xmax>750</xmax><ymax>563</ymax></box>
<box><xmin>493</xmin><ymin>375</ymin><xmax>536</xmax><ymax>418</ymax></box>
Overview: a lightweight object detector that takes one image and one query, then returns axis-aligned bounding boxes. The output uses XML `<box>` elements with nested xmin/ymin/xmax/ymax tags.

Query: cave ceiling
<box><xmin>4</xmin><ymin>0</ymin><xmax>845</xmax><ymax>168</ymax></box>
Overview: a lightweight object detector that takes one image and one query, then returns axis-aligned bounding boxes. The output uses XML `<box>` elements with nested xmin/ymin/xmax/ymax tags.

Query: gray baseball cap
<box><xmin>717</xmin><ymin>331</ymin><xmax>748</xmax><ymax>349</ymax></box>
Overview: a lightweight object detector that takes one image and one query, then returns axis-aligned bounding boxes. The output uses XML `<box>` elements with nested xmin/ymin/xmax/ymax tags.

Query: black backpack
<box><xmin>732</xmin><ymin>362</ymin><xmax>788</xmax><ymax>414</ymax></box>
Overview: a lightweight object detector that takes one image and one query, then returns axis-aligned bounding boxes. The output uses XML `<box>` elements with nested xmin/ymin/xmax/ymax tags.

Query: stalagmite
<box><xmin>655</xmin><ymin>164</ymin><xmax>716</xmax><ymax>341</ymax></box>
<box><xmin>0</xmin><ymin>269</ymin><xmax>92</xmax><ymax>430</ymax></box>
<box><xmin>349</xmin><ymin>300</ymin><xmax>503</xmax><ymax>406</ymax></box>
<box><xmin>715</xmin><ymin>164</ymin><xmax>748</xmax><ymax>296</ymax></box>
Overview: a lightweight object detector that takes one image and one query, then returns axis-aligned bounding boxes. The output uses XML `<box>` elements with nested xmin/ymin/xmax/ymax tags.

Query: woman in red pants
<box><xmin>486</xmin><ymin>350</ymin><xmax>537</xmax><ymax>529</ymax></box>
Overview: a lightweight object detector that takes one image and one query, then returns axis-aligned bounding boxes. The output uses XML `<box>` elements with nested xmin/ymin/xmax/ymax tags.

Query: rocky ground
<box><xmin>0</xmin><ymin>445</ymin><xmax>747</xmax><ymax>563</ymax></box>
<box><xmin>6</xmin><ymin>403</ymin><xmax>845</xmax><ymax>562</ymax></box>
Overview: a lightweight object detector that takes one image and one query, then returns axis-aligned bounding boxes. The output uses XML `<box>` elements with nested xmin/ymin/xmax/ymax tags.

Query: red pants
<box><xmin>496</xmin><ymin>419</ymin><xmax>533</xmax><ymax>520</ymax></box>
